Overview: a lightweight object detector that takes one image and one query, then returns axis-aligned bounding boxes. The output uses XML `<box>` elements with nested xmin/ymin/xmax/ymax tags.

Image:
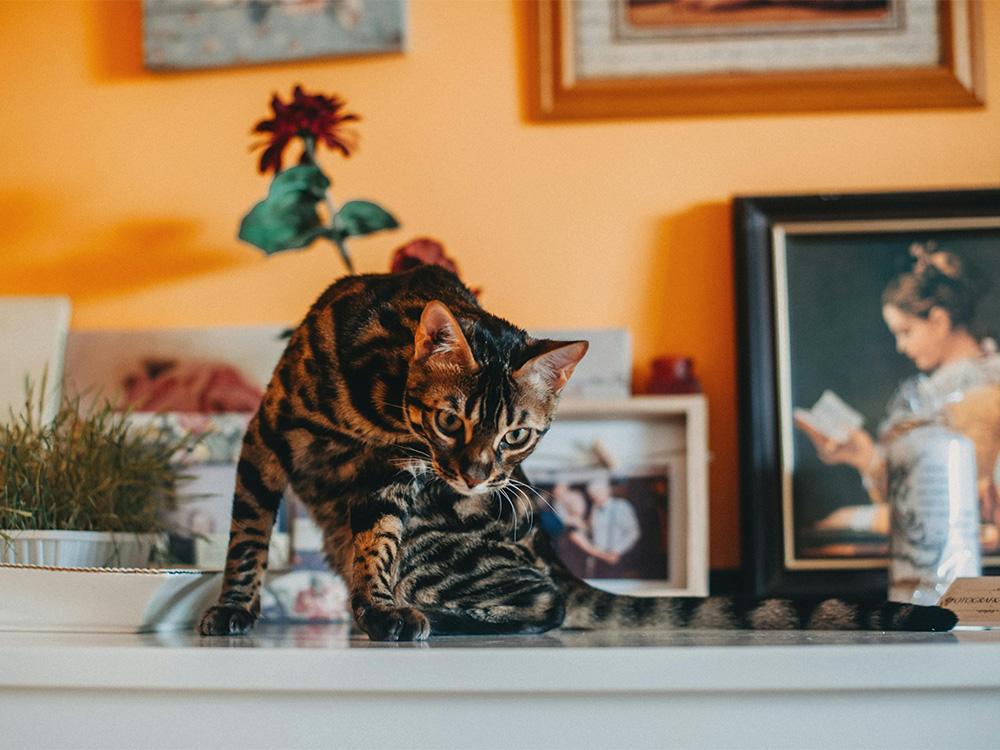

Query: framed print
<box><xmin>62</xmin><ymin>325</ymin><xmax>290</xmax><ymax>567</ymax></box>
<box><xmin>62</xmin><ymin>325</ymin><xmax>353</xmax><ymax>622</ymax></box>
<box><xmin>734</xmin><ymin>188</ymin><xmax>1000</xmax><ymax>597</ymax></box>
<box><xmin>142</xmin><ymin>0</ymin><xmax>406</xmax><ymax>71</ymax></box>
<box><xmin>531</xmin><ymin>328</ymin><xmax>633</xmax><ymax>399</ymax></box>
<box><xmin>525</xmin><ymin>0</ymin><xmax>985</xmax><ymax>120</ymax></box>
<box><xmin>0</xmin><ymin>296</ymin><xmax>70</xmax><ymax>426</ymax></box>
<box><xmin>523</xmin><ymin>395</ymin><xmax>709</xmax><ymax>596</ymax></box>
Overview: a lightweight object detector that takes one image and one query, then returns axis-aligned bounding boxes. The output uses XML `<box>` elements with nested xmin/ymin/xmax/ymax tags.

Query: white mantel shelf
<box><xmin>2</xmin><ymin>625</ymin><xmax>999</xmax><ymax>750</ymax></box>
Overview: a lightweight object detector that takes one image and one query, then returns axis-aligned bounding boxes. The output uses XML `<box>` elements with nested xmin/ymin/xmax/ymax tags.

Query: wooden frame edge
<box><xmin>526</xmin><ymin>0</ymin><xmax>986</xmax><ymax>121</ymax></box>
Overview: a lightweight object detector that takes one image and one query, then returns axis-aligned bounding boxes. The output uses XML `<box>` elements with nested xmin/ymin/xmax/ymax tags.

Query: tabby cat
<box><xmin>200</xmin><ymin>266</ymin><xmax>957</xmax><ymax>639</ymax></box>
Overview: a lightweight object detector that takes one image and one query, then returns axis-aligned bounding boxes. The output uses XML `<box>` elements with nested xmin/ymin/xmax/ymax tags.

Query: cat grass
<box><xmin>0</xmin><ymin>381</ymin><xmax>191</xmax><ymax>535</ymax></box>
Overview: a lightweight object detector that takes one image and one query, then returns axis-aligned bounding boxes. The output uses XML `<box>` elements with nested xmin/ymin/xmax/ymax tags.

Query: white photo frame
<box><xmin>0</xmin><ymin>296</ymin><xmax>71</xmax><ymax>425</ymax></box>
<box><xmin>523</xmin><ymin>395</ymin><xmax>709</xmax><ymax>597</ymax></box>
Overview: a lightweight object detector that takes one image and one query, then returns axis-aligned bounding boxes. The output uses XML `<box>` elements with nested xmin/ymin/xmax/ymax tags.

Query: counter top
<box><xmin>3</xmin><ymin>625</ymin><xmax>998</xmax><ymax>750</ymax></box>
<box><xmin>3</xmin><ymin>625</ymin><xmax>999</xmax><ymax>693</ymax></box>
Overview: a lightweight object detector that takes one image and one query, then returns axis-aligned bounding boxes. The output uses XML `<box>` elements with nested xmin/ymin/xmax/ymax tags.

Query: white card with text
<box><xmin>940</xmin><ymin>578</ymin><xmax>1000</xmax><ymax>627</ymax></box>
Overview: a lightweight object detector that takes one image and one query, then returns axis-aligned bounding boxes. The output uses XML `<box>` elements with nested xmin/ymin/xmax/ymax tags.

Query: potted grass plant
<box><xmin>0</xmin><ymin>382</ymin><xmax>191</xmax><ymax>568</ymax></box>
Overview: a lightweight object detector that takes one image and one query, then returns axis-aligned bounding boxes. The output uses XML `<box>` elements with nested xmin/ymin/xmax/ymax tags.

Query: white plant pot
<box><xmin>0</xmin><ymin>530</ymin><xmax>162</xmax><ymax>568</ymax></box>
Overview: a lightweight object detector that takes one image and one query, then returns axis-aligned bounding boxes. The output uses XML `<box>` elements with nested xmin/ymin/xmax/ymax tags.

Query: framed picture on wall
<box><xmin>525</xmin><ymin>0</ymin><xmax>985</xmax><ymax>120</ymax></box>
<box><xmin>522</xmin><ymin>395</ymin><xmax>709</xmax><ymax>596</ymax></box>
<box><xmin>734</xmin><ymin>188</ymin><xmax>1000</xmax><ymax>597</ymax></box>
<box><xmin>142</xmin><ymin>0</ymin><xmax>406</xmax><ymax>71</ymax></box>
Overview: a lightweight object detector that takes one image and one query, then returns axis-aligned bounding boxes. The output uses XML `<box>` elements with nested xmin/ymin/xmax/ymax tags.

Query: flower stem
<box><xmin>302</xmin><ymin>136</ymin><xmax>355</xmax><ymax>274</ymax></box>
<box><xmin>330</xmin><ymin>233</ymin><xmax>355</xmax><ymax>274</ymax></box>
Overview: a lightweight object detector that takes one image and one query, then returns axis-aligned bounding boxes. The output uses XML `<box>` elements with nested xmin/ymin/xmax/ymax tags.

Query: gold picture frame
<box><xmin>525</xmin><ymin>0</ymin><xmax>985</xmax><ymax>120</ymax></box>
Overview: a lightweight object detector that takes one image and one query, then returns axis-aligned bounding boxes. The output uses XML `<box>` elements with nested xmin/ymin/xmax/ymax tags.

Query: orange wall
<box><xmin>2</xmin><ymin>0</ymin><xmax>998</xmax><ymax>569</ymax></box>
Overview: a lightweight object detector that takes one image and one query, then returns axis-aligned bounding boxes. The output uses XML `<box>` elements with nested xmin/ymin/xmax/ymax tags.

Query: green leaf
<box><xmin>335</xmin><ymin>200</ymin><xmax>399</xmax><ymax>238</ymax></box>
<box><xmin>239</xmin><ymin>164</ymin><xmax>332</xmax><ymax>254</ymax></box>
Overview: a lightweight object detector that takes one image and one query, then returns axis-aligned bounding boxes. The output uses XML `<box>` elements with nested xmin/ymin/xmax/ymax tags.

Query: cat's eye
<box><xmin>434</xmin><ymin>410</ymin><xmax>464</xmax><ymax>436</ymax></box>
<box><xmin>503</xmin><ymin>428</ymin><xmax>533</xmax><ymax>448</ymax></box>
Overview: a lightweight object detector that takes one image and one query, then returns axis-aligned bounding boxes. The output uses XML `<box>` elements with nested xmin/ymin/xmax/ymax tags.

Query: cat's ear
<box><xmin>513</xmin><ymin>340</ymin><xmax>588</xmax><ymax>394</ymax></box>
<box><xmin>413</xmin><ymin>301</ymin><xmax>477</xmax><ymax>370</ymax></box>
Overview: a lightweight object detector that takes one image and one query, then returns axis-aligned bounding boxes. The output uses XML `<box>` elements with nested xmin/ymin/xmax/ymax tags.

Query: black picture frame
<box><xmin>734</xmin><ymin>188</ymin><xmax>1000</xmax><ymax>598</ymax></box>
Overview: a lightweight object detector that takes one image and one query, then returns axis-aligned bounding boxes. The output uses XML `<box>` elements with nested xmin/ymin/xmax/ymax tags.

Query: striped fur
<box><xmin>199</xmin><ymin>266</ymin><xmax>957</xmax><ymax>639</ymax></box>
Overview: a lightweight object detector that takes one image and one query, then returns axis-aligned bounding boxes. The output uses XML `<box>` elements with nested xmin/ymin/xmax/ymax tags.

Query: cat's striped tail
<box><xmin>561</xmin><ymin>583</ymin><xmax>958</xmax><ymax>632</ymax></box>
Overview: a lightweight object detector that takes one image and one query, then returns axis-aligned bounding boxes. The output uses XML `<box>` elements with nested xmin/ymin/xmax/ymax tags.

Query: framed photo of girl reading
<box><xmin>735</xmin><ymin>189</ymin><xmax>1000</xmax><ymax>597</ymax></box>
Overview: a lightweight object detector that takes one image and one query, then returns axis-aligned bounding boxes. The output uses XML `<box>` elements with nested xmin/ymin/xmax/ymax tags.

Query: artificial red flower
<box><xmin>252</xmin><ymin>85</ymin><xmax>359</xmax><ymax>174</ymax></box>
<box><xmin>390</xmin><ymin>238</ymin><xmax>482</xmax><ymax>298</ymax></box>
<box><xmin>390</xmin><ymin>237</ymin><xmax>460</xmax><ymax>275</ymax></box>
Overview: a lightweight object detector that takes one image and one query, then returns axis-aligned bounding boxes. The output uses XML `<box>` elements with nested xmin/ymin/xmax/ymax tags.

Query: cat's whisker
<box><xmin>390</xmin><ymin>466</ymin><xmax>412</xmax><ymax>480</ymax></box>
<box><xmin>403</xmin><ymin>460</ymin><xmax>430</xmax><ymax>473</ymax></box>
<box><xmin>399</xmin><ymin>444</ymin><xmax>431</xmax><ymax>455</ymax></box>
<box><xmin>514</xmin><ymin>495</ymin><xmax>533</xmax><ymax>531</ymax></box>
<box><xmin>524</xmin><ymin>494</ymin><xmax>535</xmax><ymax>535</ymax></box>
<box><xmin>510</xmin><ymin>478</ymin><xmax>558</xmax><ymax>517</ymax></box>
<box><xmin>492</xmin><ymin>489</ymin><xmax>506</xmax><ymax>523</ymax></box>
<box><xmin>387</xmin><ymin>459</ymin><xmax>417</xmax><ymax>478</ymax></box>
<box><xmin>387</xmin><ymin>457</ymin><xmax>431</xmax><ymax>484</ymax></box>
<box><xmin>511</xmin><ymin>495</ymin><xmax>518</xmax><ymax>541</ymax></box>
<box><xmin>403</xmin><ymin>468</ymin><xmax>420</xmax><ymax>490</ymax></box>
<box><xmin>510</xmin><ymin>477</ymin><xmax>548</xmax><ymax>506</ymax></box>
<box><xmin>496</xmin><ymin>485</ymin><xmax>510</xmax><ymax>517</ymax></box>
<box><xmin>396</xmin><ymin>446</ymin><xmax>432</xmax><ymax>461</ymax></box>
<box><xmin>509</xmin><ymin>488</ymin><xmax>529</xmax><ymax>541</ymax></box>
<box><xmin>512</xmin><ymin>486</ymin><xmax>534</xmax><ymax>537</ymax></box>
<box><xmin>387</xmin><ymin>457</ymin><xmax>419</xmax><ymax>467</ymax></box>
<box><xmin>498</xmin><ymin>488</ymin><xmax>518</xmax><ymax>541</ymax></box>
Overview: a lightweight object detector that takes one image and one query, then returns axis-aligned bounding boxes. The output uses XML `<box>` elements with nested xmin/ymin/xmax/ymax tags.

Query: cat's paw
<box><xmin>198</xmin><ymin>605</ymin><xmax>257</xmax><ymax>636</ymax></box>
<box><xmin>358</xmin><ymin>606</ymin><xmax>431</xmax><ymax>641</ymax></box>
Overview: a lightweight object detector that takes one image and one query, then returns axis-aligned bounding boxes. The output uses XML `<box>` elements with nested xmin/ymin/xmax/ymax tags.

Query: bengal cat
<box><xmin>199</xmin><ymin>266</ymin><xmax>957</xmax><ymax>639</ymax></box>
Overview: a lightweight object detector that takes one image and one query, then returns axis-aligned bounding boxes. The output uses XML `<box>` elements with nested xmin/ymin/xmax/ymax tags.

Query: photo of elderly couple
<box><xmin>532</xmin><ymin>473</ymin><xmax>670</xmax><ymax>581</ymax></box>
